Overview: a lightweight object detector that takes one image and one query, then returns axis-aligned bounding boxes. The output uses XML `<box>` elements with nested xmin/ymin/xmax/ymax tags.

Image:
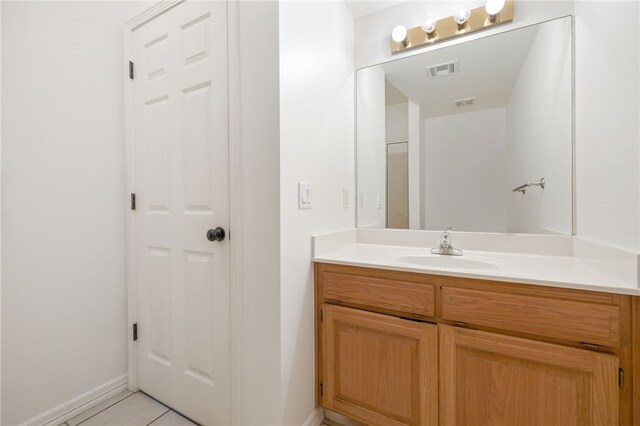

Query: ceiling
<box><xmin>380</xmin><ymin>24</ymin><xmax>539</xmax><ymax>118</ymax></box>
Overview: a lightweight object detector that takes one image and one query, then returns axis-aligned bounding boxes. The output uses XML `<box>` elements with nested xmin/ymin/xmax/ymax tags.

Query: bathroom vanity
<box><xmin>313</xmin><ymin>232</ymin><xmax>640</xmax><ymax>426</ymax></box>
<box><xmin>338</xmin><ymin>7</ymin><xmax>640</xmax><ymax>424</ymax></box>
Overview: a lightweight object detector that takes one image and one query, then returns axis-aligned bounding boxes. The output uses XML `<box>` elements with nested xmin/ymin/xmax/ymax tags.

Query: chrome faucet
<box><xmin>431</xmin><ymin>227</ymin><xmax>463</xmax><ymax>256</ymax></box>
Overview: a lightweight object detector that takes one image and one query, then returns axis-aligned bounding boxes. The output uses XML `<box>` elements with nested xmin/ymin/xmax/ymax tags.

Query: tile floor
<box><xmin>60</xmin><ymin>390</ymin><xmax>334</xmax><ymax>426</ymax></box>
<box><xmin>59</xmin><ymin>391</ymin><xmax>196</xmax><ymax>426</ymax></box>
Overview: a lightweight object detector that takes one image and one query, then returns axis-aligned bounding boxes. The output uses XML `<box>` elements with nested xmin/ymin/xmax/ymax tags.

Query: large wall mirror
<box><xmin>356</xmin><ymin>17</ymin><xmax>573</xmax><ymax>235</ymax></box>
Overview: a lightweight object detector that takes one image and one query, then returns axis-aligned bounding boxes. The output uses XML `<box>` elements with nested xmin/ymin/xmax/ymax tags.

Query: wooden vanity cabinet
<box><xmin>440</xmin><ymin>325</ymin><xmax>619</xmax><ymax>425</ymax></box>
<box><xmin>315</xmin><ymin>262</ymin><xmax>639</xmax><ymax>426</ymax></box>
<box><xmin>321</xmin><ymin>304</ymin><xmax>438</xmax><ymax>426</ymax></box>
<box><xmin>440</xmin><ymin>286</ymin><xmax>622</xmax><ymax>347</ymax></box>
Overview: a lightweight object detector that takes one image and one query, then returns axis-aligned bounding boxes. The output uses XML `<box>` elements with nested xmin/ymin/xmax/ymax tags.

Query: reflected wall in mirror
<box><xmin>357</xmin><ymin>17</ymin><xmax>573</xmax><ymax>235</ymax></box>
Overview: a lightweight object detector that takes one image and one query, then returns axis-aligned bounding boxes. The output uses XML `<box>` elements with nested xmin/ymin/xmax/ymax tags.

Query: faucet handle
<box><xmin>432</xmin><ymin>227</ymin><xmax>463</xmax><ymax>256</ymax></box>
<box><xmin>440</xmin><ymin>228</ymin><xmax>452</xmax><ymax>248</ymax></box>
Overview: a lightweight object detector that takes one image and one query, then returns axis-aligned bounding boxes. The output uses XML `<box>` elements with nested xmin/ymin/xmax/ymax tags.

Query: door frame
<box><xmin>123</xmin><ymin>1</ymin><xmax>243</xmax><ymax>422</ymax></box>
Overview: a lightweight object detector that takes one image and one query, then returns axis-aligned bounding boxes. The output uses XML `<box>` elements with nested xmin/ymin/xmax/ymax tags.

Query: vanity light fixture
<box><xmin>421</xmin><ymin>20</ymin><xmax>437</xmax><ymax>39</ymax></box>
<box><xmin>390</xmin><ymin>0</ymin><xmax>513</xmax><ymax>54</ymax></box>
<box><xmin>391</xmin><ymin>25</ymin><xmax>409</xmax><ymax>47</ymax></box>
<box><xmin>485</xmin><ymin>0</ymin><xmax>506</xmax><ymax>22</ymax></box>
<box><xmin>454</xmin><ymin>10</ymin><xmax>471</xmax><ymax>30</ymax></box>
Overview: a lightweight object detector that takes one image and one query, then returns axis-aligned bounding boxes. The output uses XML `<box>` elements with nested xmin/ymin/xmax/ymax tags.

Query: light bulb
<box><xmin>391</xmin><ymin>25</ymin><xmax>408</xmax><ymax>44</ymax></box>
<box><xmin>454</xmin><ymin>9</ymin><xmax>471</xmax><ymax>27</ymax></box>
<box><xmin>421</xmin><ymin>20</ymin><xmax>437</xmax><ymax>35</ymax></box>
<box><xmin>391</xmin><ymin>25</ymin><xmax>409</xmax><ymax>47</ymax></box>
<box><xmin>485</xmin><ymin>0</ymin><xmax>506</xmax><ymax>18</ymax></box>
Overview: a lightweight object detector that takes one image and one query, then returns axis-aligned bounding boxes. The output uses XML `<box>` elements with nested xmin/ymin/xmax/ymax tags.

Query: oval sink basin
<box><xmin>394</xmin><ymin>255</ymin><xmax>498</xmax><ymax>270</ymax></box>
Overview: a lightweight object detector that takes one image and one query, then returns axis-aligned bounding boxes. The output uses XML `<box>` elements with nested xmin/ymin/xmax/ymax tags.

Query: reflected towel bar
<box><xmin>512</xmin><ymin>178</ymin><xmax>545</xmax><ymax>194</ymax></box>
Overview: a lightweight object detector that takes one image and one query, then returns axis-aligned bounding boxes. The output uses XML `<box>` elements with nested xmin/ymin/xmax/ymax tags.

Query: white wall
<box><xmin>385</xmin><ymin>102</ymin><xmax>408</xmax><ymax>142</ymax></box>
<box><xmin>233</xmin><ymin>1</ymin><xmax>283</xmax><ymax>424</ymax></box>
<box><xmin>407</xmin><ymin>99</ymin><xmax>421</xmax><ymax>230</ymax></box>
<box><xmin>1</xmin><ymin>3</ymin><xmax>351</xmax><ymax>426</ymax></box>
<box><xmin>419</xmin><ymin>112</ymin><xmax>426</xmax><ymax>230</ymax></box>
<box><xmin>506</xmin><ymin>18</ymin><xmax>572</xmax><ymax>235</ymax></box>
<box><xmin>424</xmin><ymin>108</ymin><xmax>508</xmax><ymax>232</ymax></box>
<box><xmin>279</xmin><ymin>1</ymin><xmax>355</xmax><ymax>424</ymax></box>
<box><xmin>0</xmin><ymin>4</ymin><xmax>4</xmax><ymax>422</ymax></box>
<box><xmin>357</xmin><ymin>66</ymin><xmax>386</xmax><ymax>228</ymax></box>
<box><xmin>575</xmin><ymin>1</ymin><xmax>640</xmax><ymax>251</ymax></box>
<box><xmin>1</xmin><ymin>2</ymin><xmax>130</xmax><ymax>424</ymax></box>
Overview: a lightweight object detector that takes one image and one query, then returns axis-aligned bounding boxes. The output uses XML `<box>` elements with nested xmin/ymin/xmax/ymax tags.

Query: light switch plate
<box><xmin>342</xmin><ymin>189</ymin><xmax>349</xmax><ymax>209</ymax></box>
<box><xmin>376</xmin><ymin>193</ymin><xmax>383</xmax><ymax>209</ymax></box>
<box><xmin>298</xmin><ymin>182</ymin><xmax>312</xmax><ymax>209</ymax></box>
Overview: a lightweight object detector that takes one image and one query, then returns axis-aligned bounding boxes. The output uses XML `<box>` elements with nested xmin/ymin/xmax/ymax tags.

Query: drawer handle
<box><xmin>325</xmin><ymin>298</ymin><xmax>342</xmax><ymax>304</ymax></box>
<box><xmin>453</xmin><ymin>321</ymin><xmax>470</xmax><ymax>327</ymax></box>
<box><xmin>580</xmin><ymin>342</ymin><xmax>603</xmax><ymax>350</ymax></box>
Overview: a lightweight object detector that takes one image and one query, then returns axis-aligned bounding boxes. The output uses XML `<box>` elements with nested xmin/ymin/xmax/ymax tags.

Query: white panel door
<box><xmin>132</xmin><ymin>2</ymin><xmax>229</xmax><ymax>424</ymax></box>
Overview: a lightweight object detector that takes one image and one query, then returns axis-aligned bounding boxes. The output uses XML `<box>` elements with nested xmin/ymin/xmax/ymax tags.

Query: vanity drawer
<box><xmin>323</xmin><ymin>271</ymin><xmax>435</xmax><ymax>318</ymax></box>
<box><xmin>441</xmin><ymin>287</ymin><xmax>621</xmax><ymax>347</ymax></box>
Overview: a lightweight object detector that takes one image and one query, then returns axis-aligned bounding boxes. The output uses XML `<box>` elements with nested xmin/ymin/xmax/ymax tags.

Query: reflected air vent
<box><xmin>426</xmin><ymin>61</ymin><xmax>458</xmax><ymax>78</ymax></box>
<box><xmin>454</xmin><ymin>97</ymin><xmax>476</xmax><ymax>107</ymax></box>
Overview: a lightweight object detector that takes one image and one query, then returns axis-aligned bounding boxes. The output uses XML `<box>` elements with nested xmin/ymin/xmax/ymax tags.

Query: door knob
<box><xmin>206</xmin><ymin>227</ymin><xmax>226</xmax><ymax>242</ymax></box>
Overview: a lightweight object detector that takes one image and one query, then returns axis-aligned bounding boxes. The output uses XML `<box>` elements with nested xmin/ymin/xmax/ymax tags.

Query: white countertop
<box><xmin>313</xmin><ymin>242</ymin><xmax>640</xmax><ymax>296</ymax></box>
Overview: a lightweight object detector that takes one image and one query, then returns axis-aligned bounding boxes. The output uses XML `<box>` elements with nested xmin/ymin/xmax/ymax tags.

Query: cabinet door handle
<box><xmin>580</xmin><ymin>342</ymin><xmax>602</xmax><ymax>350</ymax></box>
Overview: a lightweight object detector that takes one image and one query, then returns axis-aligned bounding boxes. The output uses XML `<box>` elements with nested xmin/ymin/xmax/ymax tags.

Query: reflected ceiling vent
<box><xmin>426</xmin><ymin>61</ymin><xmax>458</xmax><ymax>78</ymax></box>
<box><xmin>454</xmin><ymin>97</ymin><xmax>476</xmax><ymax>107</ymax></box>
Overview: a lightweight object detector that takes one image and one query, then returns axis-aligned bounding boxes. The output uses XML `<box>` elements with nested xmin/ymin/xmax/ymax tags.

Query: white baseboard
<box><xmin>302</xmin><ymin>407</ymin><xmax>324</xmax><ymax>426</ymax></box>
<box><xmin>21</xmin><ymin>374</ymin><xmax>128</xmax><ymax>426</ymax></box>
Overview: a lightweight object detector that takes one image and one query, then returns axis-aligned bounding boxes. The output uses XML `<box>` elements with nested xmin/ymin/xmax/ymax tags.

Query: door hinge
<box><xmin>619</xmin><ymin>368</ymin><xmax>624</xmax><ymax>388</ymax></box>
<box><xmin>133</xmin><ymin>323</ymin><xmax>138</xmax><ymax>341</ymax></box>
<box><xmin>129</xmin><ymin>61</ymin><xmax>134</xmax><ymax>79</ymax></box>
<box><xmin>320</xmin><ymin>309</ymin><xmax>323</xmax><ymax>322</ymax></box>
<box><xmin>320</xmin><ymin>383</ymin><xmax>323</xmax><ymax>396</ymax></box>
<box><xmin>130</xmin><ymin>193</ymin><xmax>136</xmax><ymax>210</ymax></box>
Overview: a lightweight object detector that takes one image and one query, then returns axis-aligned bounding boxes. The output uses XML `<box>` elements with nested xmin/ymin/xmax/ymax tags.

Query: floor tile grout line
<box><xmin>145</xmin><ymin>409</ymin><xmax>171</xmax><ymax>426</ymax></box>
<box><xmin>137</xmin><ymin>390</ymin><xmax>199</xmax><ymax>425</ymax></box>
<box><xmin>74</xmin><ymin>391</ymin><xmax>136</xmax><ymax>426</ymax></box>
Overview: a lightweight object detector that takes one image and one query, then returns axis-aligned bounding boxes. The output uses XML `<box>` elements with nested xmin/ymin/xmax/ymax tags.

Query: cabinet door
<box><xmin>322</xmin><ymin>304</ymin><xmax>437</xmax><ymax>426</ymax></box>
<box><xmin>439</xmin><ymin>325</ymin><xmax>619</xmax><ymax>426</ymax></box>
